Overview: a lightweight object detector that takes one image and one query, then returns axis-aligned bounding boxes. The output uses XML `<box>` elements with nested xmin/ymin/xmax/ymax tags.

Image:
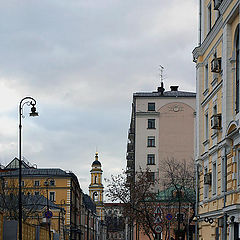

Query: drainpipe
<box><xmin>223</xmin><ymin>146</ymin><xmax>228</xmax><ymax>239</ymax></box>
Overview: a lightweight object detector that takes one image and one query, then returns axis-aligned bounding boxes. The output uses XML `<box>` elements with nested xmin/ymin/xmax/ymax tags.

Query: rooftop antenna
<box><xmin>158</xmin><ymin>65</ymin><xmax>165</xmax><ymax>95</ymax></box>
<box><xmin>159</xmin><ymin>65</ymin><xmax>164</xmax><ymax>85</ymax></box>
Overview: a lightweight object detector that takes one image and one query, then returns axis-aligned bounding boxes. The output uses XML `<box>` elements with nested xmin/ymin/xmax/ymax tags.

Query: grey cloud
<box><xmin>0</xmin><ymin>0</ymin><xmax>198</xmax><ymax>193</ymax></box>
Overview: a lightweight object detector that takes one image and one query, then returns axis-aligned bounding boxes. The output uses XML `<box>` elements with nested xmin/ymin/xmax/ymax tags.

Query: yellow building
<box><xmin>0</xmin><ymin>158</ymin><xmax>83</xmax><ymax>240</ymax></box>
<box><xmin>193</xmin><ymin>0</ymin><xmax>239</xmax><ymax>239</ymax></box>
<box><xmin>89</xmin><ymin>152</ymin><xmax>104</xmax><ymax>220</ymax></box>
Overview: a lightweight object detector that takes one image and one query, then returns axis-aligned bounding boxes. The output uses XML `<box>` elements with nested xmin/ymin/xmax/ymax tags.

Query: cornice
<box><xmin>193</xmin><ymin>16</ymin><xmax>223</xmax><ymax>60</ymax></box>
<box><xmin>136</xmin><ymin>112</ymin><xmax>160</xmax><ymax>116</ymax></box>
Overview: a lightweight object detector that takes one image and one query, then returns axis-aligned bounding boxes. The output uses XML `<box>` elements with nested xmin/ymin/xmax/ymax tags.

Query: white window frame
<box><xmin>147</xmin><ymin>154</ymin><xmax>155</xmax><ymax>165</ymax></box>
<box><xmin>147</xmin><ymin>136</ymin><xmax>156</xmax><ymax>147</ymax></box>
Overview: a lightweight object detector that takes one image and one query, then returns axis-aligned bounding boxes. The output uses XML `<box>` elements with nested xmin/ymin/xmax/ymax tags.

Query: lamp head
<box><xmin>192</xmin><ymin>216</ymin><xmax>198</xmax><ymax>222</ymax></box>
<box><xmin>29</xmin><ymin>104</ymin><xmax>38</xmax><ymax>117</ymax></box>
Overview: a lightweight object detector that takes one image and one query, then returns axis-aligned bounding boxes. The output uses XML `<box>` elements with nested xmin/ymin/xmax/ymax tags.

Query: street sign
<box><xmin>45</xmin><ymin>210</ymin><xmax>53</xmax><ymax>219</ymax></box>
<box><xmin>166</xmin><ymin>213</ymin><xmax>173</xmax><ymax>221</ymax></box>
<box><xmin>154</xmin><ymin>215</ymin><xmax>162</xmax><ymax>224</ymax></box>
<box><xmin>154</xmin><ymin>206</ymin><xmax>162</xmax><ymax>215</ymax></box>
<box><xmin>154</xmin><ymin>225</ymin><xmax>163</xmax><ymax>234</ymax></box>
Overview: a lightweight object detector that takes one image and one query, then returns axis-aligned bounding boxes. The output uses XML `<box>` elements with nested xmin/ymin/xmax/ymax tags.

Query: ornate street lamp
<box><xmin>18</xmin><ymin>97</ymin><xmax>38</xmax><ymax>240</ymax></box>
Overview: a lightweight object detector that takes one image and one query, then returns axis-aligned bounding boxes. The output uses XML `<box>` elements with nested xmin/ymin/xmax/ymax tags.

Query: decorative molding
<box><xmin>211</xmin><ymin>77</ymin><xmax>218</xmax><ymax>87</ymax></box>
<box><xmin>203</xmin><ymin>139</ymin><xmax>210</xmax><ymax>146</ymax></box>
<box><xmin>203</xmin><ymin>88</ymin><xmax>209</xmax><ymax>97</ymax></box>
<box><xmin>193</xmin><ymin>16</ymin><xmax>223</xmax><ymax>59</ymax></box>
<box><xmin>136</xmin><ymin>112</ymin><xmax>160</xmax><ymax>116</ymax></box>
<box><xmin>168</xmin><ymin>104</ymin><xmax>184</xmax><ymax>112</ymax></box>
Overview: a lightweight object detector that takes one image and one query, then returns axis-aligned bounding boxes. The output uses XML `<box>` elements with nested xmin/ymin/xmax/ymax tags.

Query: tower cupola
<box><xmin>89</xmin><ymin>152</ymin><xmax>104</xmax><ymax>220</ymax></box>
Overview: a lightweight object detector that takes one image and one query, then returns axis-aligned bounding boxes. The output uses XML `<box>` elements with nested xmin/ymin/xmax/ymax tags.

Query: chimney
<box><xmin>157</xmin><ymin>82</ymin><xmax>165</xmax><ymax>95</ymax></box>
<box><xmin>170</xmin><ymin>86</ymin><xmax>178</xmax><ymax>91</ymax></box>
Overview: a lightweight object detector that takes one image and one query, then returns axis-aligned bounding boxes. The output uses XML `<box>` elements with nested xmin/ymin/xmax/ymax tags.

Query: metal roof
<box><xmin>0</xmin><ymin>168</ymin><xmax>70</xmax><ymax>177</ymax></box>
<box><xmin>133</xmin><ymin>90</ymin><xmax>196</xmax><ymax>98</ymax></box>
<box><xmin>83</xmin><ymin>194</ymin><xmax>96</xmax><ymax>213</ymax></box>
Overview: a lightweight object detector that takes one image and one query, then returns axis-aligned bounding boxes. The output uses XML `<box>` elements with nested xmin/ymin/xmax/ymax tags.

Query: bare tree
<box><xmin>160</xmin><ymin>158</ymin><xmax>195</xmax><ymax>240</ymax></box>
<box><xmin>0</xmin><ymin>178</ymin><xmax>48</xmax><ymax>223</ymax></box>
<box><xmin>105</xmin><ymin>168</ymin><xmax>160</xmax><ymax>240</ymax></box>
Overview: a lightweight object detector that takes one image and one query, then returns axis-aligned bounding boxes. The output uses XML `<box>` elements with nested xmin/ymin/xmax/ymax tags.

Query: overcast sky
<box><xmin>0</xmin><ymin>0</ymin><xmax>198</xmax><ymax>194</ymax></box>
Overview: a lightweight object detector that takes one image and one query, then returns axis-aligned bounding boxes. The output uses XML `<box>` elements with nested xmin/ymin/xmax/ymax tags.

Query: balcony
<box><xmin>128</xmin><ymin>128</ymin><xmax>135</xmax><ymax>140</ymax></box>
<box><xmin>127</xmin><ymin>142</ymin><xmax>134</xmax><ymax>152</ymax></box>
<box><xmin>127</xmin><ymin>159</ymin><xmax>134</xmax><ymax>168</ymax></box>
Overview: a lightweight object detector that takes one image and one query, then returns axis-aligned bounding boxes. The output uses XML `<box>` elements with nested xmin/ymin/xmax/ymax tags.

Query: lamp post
<box><xmin>18</xmin><ymin>97</ymin><xmax>38</xmax><ymax>240</ymax></box>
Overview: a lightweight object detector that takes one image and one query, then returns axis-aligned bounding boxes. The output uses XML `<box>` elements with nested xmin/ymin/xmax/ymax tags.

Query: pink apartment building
<box><xmin>126</xmin><ymin>84</ymin><xmax>196</xmax><ymax>239</ymax></box>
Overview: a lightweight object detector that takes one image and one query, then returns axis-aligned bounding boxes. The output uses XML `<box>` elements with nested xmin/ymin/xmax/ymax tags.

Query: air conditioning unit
<box><xmin>213</xmin><ymin>0</ymin><xmax>222</xmax><ymax>10</ymax></box>
<box><xmin>204</xmin><ymin>173</ymin><xmax>212</xmax><ymax>185</ymax></box>
<box><xmin>211</xmin><ymin>114</ymin><xmax>222</xmax><ymax>130</ymax></box>
<box><xmin>211</xmin><ymin>57</ymin><xmax>221</xmax><ymax>73</ymax></box>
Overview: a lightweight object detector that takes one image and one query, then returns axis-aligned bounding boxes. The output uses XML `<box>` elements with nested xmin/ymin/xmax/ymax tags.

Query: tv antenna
<box><xmin>159</xmin><ymin>65</ymin><xmax>164</xmax><ymax>84</ymax></box>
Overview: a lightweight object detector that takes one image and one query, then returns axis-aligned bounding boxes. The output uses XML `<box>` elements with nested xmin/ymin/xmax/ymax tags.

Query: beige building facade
<box><xmin>193</xmin><ymin>0</ymin><xmax>239</xmax><ymax>239</ymax></box>
<box><xmin>127</xmin><ymin>85</ymin><xmax>196</xmax><ymax>191</ymax></box>
<box><xmin>126</xmin><ymin>84</ymin><xmax>196</xmax><ymax>239</ymax></box>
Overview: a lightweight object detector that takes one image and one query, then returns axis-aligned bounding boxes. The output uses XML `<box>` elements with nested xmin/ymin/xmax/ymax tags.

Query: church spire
<box><xmin>89</xmin><ymin>152</ymin><xmax>104</xmax><ymax>220</ymax></box>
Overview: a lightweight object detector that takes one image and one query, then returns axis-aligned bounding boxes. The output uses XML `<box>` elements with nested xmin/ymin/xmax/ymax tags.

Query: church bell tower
<box><xmin>89</xmin><ymin>152</ymin><xmax>104</xmax><ymax>220</ymax></box>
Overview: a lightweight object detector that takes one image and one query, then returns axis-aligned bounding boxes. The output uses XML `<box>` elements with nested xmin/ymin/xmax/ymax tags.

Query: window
<box><xmin>147</xmin><ymin>154</ymin><xmax>155</xmax><ymax>165</ymax></box>
<box><xmin>213</xmin><ymin>105</ymin><xmax>217</xmax><ymax>115</ymax></box>
<box><xmin>49</xmin><ymin>179</ymin><xmax>55</xmax><ymax>186</ymax></box>
<box><xmin>207</xmin><ymin>3</ymin><xmax>212</xmax><ymax>32</ymax></box>
<box><xmin>221</xmin><ymin>157</ymin><xmax>225</xmax><ymax>192</ymax></box>
<box><xmin>35</xmin><ymin>191</ymin><xmax>40</xmax><ymax>196</ymax></box>
<box><xmin>236</xmin><ymin>27</ymin><xmax>239</xmax><ymax>113</ymax></box>
<box><xmin>212</xmin><ymin>161</ymin><xmax>217</xmax><ymax>195</ymax></box>
<box><xmin>49</xmin><ymin>192</ymin><xmax>55</xmax><ymax>202</ymax></box>
<box><xmin>147</xmin><ymin>136</ymin><xmax>155</xmax><ymax>147</ymax></box>
<box><xmin>147</xmin><ymin>172</ymin><xmax>155</xmax><ymax>182</ymax></box>
<box><xmin>34</xmin><ymin>180</ymin><xmax>40</xmax><ymax>187</ymax></box>
<box><xmin>204</xmin><ymin>167</ymin><xmax>209</xmax><ymax>199</ymax></box>
<box><xmin>204</xmin><ymin>64</ymin><xmax>209</xmax><ymax>90</ymax></box>
<box><xmin>148</xmin><ymin>119</ymin><xmax>155</xmax><ymax>129</ymax></box>
<box><xmin>148</xmin><ymin>103</ymin><xmax>155</xmax><ymax>111</ymax></box>
<box><xmin>205</xmin><ymin>112</ymin><xmax>209</xmax><ymax>140</ymax></box>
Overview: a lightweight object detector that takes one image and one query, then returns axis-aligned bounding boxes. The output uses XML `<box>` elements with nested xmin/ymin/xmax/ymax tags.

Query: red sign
<box><xmin>154</xmin><ymin>225</ymin><xmax>163</xmax><ymax>234</ymax></box>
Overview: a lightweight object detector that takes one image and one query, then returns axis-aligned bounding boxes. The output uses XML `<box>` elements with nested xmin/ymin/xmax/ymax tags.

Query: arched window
<box><xmin>236</xmin><ymin>26</ymin><xmax>239</xmax><ymax>113</ymax></box>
